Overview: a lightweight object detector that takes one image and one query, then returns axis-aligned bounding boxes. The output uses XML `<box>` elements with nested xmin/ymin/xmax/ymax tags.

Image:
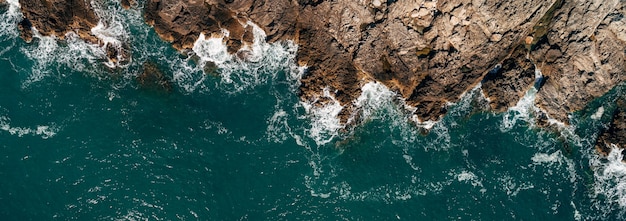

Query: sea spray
<box><xmin>0</xmin><ymin>0</ymin><xmax>21</xmax><ymax>39</ymax></box>
<box><xmin>21</xmin><ymin>31</ymin><xmax>108</xmax><ymax>86</ymax></box>
<box><xmin>352</xmin><ymin>81</ymin><xmax>398</xmax><ymax>122</ymax></box>
<box><xmin>188</xmin><ymin>21</ymin><xmax>299</xmax><ymax>94</ymax></box>
<box><xmin>301</xmin><ymin>87</ymin><xmax>345</xmax><ymax>146</ymax></box>
<box><xmin>589</xmin><ymin>145</ymin><xmax>626</xmax><ymax>217</ymax></box>
<box><xmin>0</xmin><ymin>115</ymin><xmax>58</xmax><ymax>139</ymax></box>
<box><xmin>13</xmin><ymin>1</ymin><xmax>133</xmax><ymax>86</ymax></box>
<box><xmin>90</xmin><ymin>0</ymin><xmax>132</xmax><ymax>68</ymax></box>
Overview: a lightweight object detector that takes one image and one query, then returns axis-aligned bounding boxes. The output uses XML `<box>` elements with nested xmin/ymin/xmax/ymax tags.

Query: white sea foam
<box><xmin>0</xmin><ymin>116</ymin><xmax>58</xmax><ymax>139</ymax></box>
<box><xmin>499</xmin><ymin>68</ymin><xmax>575</xmax><ymax>131</ymax></box>
<box><xmin>454</xmin><ymin>170</ymin><xmax>484</xmax><ymax>189</ymax></box>
<box><xmin>21</xmin><ymin>31</ymin><xmax>108</xmax><ymax>85</ymax></box>
<box><xmin>498</xmin><ymin>174</ymin><xmax>534</xmax><ymax>197</ymax></box>
<box><xmin>0</xmin><ymin>0</ymin><xmax>22</xmax><ymax>39</ymax></box>
<box><xmin>266</xmin><ymin>109</ymin><xmax>292</xmax><ymax>143</ymax></box>
<box><xmin>192</xmin><ymin>32</ymin><xmax>232</xmax><ymax>65</ymax></box>
<box><xmin>449</xmin><ymin>83</ymin><xmax>489</xmax><ymax>117</ymax></box>
<box><xmin>591</xmin><ymin>106</ymin><xmax>604</xmax><ymax>120</ymax></box>
<box><xmin>302</xmin><ymin>87</ymin><xmax>345</xmax><ymax>146</ymax></box>
<box><xmin>501</xmin><ymin>87</ymin><xmax>539</xmax><ymax>131</ymax></box>
<box><xmin>185</xmin><ymin>21</ymin><xmax>299</xmax><ymax>94</ymax></box>
<box><xmin>409</xmin><ymin>83</ymin><xmax>488</xmax><ymax>131</ymax></box>
<box><xmin>531</xmin><ymin>151</ymin><xmax>563</xmax><ymax>165</ymax></box>
<box><xmin>411</xmin><ymin>117</ymin><xmax>437</xmax><ymax>130</ymax></box>
<box><xmin>590</xmin><ymin>145</ymin><xmax>626</xmax><ymax>210</ymax></box>
<box><xmin>302</xmin><ymin>82</ymin><xmax>408</xmax><ymax>146</ymax></box>
<box><xmin>352</xmin><ymin>81</ymin><xmax>398</xmax><ymax>121</ymax></box>
<box><xmin>16</xmin><ymin>1</ymin><xmax>132</xmax><ymax>86</ymax></box>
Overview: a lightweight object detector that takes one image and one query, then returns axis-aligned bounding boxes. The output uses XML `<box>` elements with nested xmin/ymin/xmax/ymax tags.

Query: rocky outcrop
<box><xmin>596</xmin><ymin>98</ymin><xmax>626</xmax><ymax>161</ymax></box>
<box><xmin>260</xmin><ymin>0</ymin><xmax>563</xmax><ymax>123</ymax></box>
<box><xmin>528</xmin><ymin>0</ymin><xmax>626</xmax><ymax>124</ymax></box>
<box><xmin>17</xmin><ymin>0</ymin><xmax>130</xmax><ymax>66</ymax></box>
<box><xmin>143</xmin><ymin>0</ymin><xmax>260</xmax><ymax>54</ymax></box>
<box><xmin>18</xmin><ymin>0</ymin><xmax>99</xmax><ymax>43</ymax></box>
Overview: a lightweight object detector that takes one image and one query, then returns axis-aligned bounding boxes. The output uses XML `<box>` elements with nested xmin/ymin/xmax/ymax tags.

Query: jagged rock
<box><xmin>137</xmin><ymin>61</ymin><xmax>172</xmax><ymax>92</ymax></box>
<box><xmin>17</xmin><ymin>0</ymin><xmax>132</xmax><ymax>67</ymax></box>
<box><xmin>143</xmin><ymin>0</ymin><xmax>259</xmax><ymax>53</ymax></box>
<box><xmin>481</xmin><ymin>45</ymin><xmax>536</xmax><ymax>111</ymax></box>
<box><xmin>18</xmin><ymin>0</ymin><xmax>99</xmax><ymax>43</ymax></box>
<box><xmin>532</xmin><ymin>0</ymin><xmax>626</xmax><ymax>124</ymax></box>
<box><xmin>596</xmin><ymin>98</ymin><xmax>626</xmax><ymax>161</ymax></box>
<box><xmin>298</xmin><ymin>0</ymin><xmax>560</xmax><ymax>122</ymax></box>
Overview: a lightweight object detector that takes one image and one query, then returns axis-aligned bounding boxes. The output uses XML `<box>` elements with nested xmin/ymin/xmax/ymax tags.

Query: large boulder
<box><xmin>18</xmin><ymin>0</ymin><xmax>99</xmax><ymax>43</ymax></box>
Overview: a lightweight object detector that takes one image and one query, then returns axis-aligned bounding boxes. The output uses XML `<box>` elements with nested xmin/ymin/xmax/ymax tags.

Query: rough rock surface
<box><xmin>144</xmin><ymin>0</ymin><xmax>294</xmax><ymax>53</ymax></box>
<box><xmin>295</xmin><ymin>0</ymin><xmax>567</xmax><ymax>122</ymax></box>
<box><xmin>17</xmin><ymin>0</ymin><xmax>131</xmax><ymax>66</ymax></box>
<box><xmin>480</xmin><ymin>45</ymin><xmax>536</xmax><ymax>111</ymax></box>
<box><xmin>18</xmin><ymin>0</ymin><xmax>99</xmax><ymax>43</ymax></box>
<box><xmin>596</xmin><ymin>98</ymin><xmax>626</xmax><ymax>161</ymax></box>
<box><xmin>530</xmin><ymin>0</ymin><xmax>626</xmax><ymax>123</ymax></box>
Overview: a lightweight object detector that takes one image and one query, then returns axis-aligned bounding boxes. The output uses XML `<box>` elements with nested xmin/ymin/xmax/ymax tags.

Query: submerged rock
<box><xmin>137</xmin><ymin>62</ymin><xmax>172</xmax><ymax>93</ymax></box>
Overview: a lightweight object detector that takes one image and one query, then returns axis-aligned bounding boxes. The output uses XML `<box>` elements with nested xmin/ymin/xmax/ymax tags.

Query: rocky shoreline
<box><xmin>12</xmin><ymin>0</ymin><xmax>626</xmax><ymax>155</ymax></box>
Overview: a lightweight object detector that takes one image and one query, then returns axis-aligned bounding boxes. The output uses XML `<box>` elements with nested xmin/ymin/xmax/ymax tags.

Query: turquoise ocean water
<box><xmin>0</xmin><ymin>2</ymin><xmax>625</xmax><ymax>220</ymax></box>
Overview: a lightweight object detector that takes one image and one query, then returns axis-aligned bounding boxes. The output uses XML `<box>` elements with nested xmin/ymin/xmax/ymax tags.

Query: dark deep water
<box><xmin>0</xmin><ymin>1</ymin><xmax>625</xmax><ymax>220</ymax></box>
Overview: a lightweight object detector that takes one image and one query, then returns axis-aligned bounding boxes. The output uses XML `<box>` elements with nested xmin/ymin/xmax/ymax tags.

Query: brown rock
<box><xmin>295</xmin><ymin>0</ymin><xmax>560</xmax><ymax>122</ymax></box>
<box><xmin>143</xmin><ymin>0</ymin><xmax>266</xmax><ymax>53</ymax></box>
<box><xmin>17</xmin><ymin>0</ymin><xmax>131</xmax><ymax>66</ymax></box>
<box><xmin>481</xmin><ymin>45</ymin><xmax>536</xmax><ymax>112</ymax></box>
<box><xmin>596</xmin><ymin>98</ymin><xmax>626</xmax><ymax>161</ymax></box>
<box><xmin>120</xmin><ymin>0</ymin><xmax>136</xmax><ymax>9</ymax></box>
<box><xmin>137</xmin><ymin>62</ymin><xmax>172</xmax><ymax>92</ymax></box>
<box><xmin>533</xmin><ymin>0</ymin><xmax>626</xmax><ymax>124</ymax></box>
<box><xmin>18</xmin><ymin>0</ymin><xmax>99</xmax><ymax>43</ymax></box>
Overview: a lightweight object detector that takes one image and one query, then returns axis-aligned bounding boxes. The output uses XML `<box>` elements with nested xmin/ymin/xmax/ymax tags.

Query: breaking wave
<box><xmin>588</xmin><ymin>146</ymin><xmax>626</xmax><ymax>218</ymax></box>
<box><xmin>301</xmin><ymin>87</ymin><xmax>345</xmax><ymax>146</ymax></box>
<box><xmin>185</xmin><ymin>21</ymin><xmax>300</xmax><ymax>94</ymax></box>
<box><xmin>0</xmin><ymin>0</ymin><xmax>21</xmax><ymax>40</ymax></box>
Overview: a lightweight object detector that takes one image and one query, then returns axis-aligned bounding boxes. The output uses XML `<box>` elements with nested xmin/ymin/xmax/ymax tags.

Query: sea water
<box><xmin>0</xmin><ymin>2</ymin><xmax>625</xmax><ymax>220</ymax></box>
